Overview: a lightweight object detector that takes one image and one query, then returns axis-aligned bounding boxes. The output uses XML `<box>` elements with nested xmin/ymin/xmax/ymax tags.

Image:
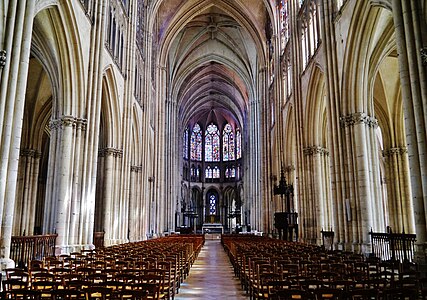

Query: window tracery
<box><xmin>205</xmin><ymin>124</ymin><xmax>220</xmax><ymax>162</ymax></box>
<box><xmin>191</xmin><ymin>124</ymin><xmax>202</xmax><ymax>161</ymax></box>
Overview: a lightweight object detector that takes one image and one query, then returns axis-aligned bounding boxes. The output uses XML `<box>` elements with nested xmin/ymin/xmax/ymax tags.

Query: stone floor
<box><xmin>175</xmin><ymin>239</ymin><xmax>248</xmax><ymax>300</ymax></box>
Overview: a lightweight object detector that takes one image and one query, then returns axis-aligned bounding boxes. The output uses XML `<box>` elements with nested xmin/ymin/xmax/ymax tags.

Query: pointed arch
<box><xmin>101</xmin><ymin>66</ymin><xmax>122</xmax><ymax>148</ymax></box>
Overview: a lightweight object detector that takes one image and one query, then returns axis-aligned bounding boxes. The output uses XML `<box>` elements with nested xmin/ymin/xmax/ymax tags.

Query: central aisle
<box><xmin>175</xmin><ymin>239</ymin><xmax>248</xmax><ymax>300</ymax></box>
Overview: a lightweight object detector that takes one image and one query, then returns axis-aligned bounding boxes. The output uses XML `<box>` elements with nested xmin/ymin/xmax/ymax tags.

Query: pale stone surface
<box><xmin>176</xmin><ymin>240</ymin><xmax>248</xmax><ymax>300</ymax></box>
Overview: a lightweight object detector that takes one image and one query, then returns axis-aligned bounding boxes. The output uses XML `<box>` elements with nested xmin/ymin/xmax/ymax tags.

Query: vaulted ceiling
<box><xmin>153</xmin><ymin>0</ymin><xmax>272</xmax><ymax>131</ymax></box>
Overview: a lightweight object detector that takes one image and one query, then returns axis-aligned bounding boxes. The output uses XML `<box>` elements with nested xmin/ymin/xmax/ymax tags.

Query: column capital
<box><xmin>131</xmin><ymin>165</ymin><xmax>143</xmax><ymax>172</ymax></box>
<box><xmin>76</xmin><ymin>118</ymin><xmax>88</xmax><ymax>131</ymax></box>
<box><xmin>340</xmin><ymin>112</ymin><xmax>378</xmax><ymax>128</ymax></box>
<box><xmin>0</xmin><ymin>50</ymin><xmax>6</xmax><ymax>67</ymax></box>
<box><xmin>61</xmin><ymin>116</ymin><xmax>76</xmax><ymax>127</ymax></box>
<box><xmin>303</xmin><ymin>146</ymin><xmax>329</xmax><ymax>156</ymax></box>
<box><xmin>421</xmin><ymin>47</ymin><xmax>427</xmax><ymax>66</ymax></box>
<box><xmin>99</xmin><ymin>147</ymin><xmax>123</xmax><ymax>158</ymax></box>
<box><xmin>20</xmin><ymin>148</ymin><xmax>41</xmax><ymax>158</ymax></box>
<box><xmin>382</xmin><ymin>147</ymin><xmax>408</xmax><ymax>157</ymax></box>
<box><xmin>49</xmin><ymin>116</ymin><xmax>79</xmax><ymax>130</ymax></box>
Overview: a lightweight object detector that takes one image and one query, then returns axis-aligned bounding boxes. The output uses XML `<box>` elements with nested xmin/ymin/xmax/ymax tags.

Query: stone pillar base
<box><xmin>0</xmin><ymin>258</ymin><xmax>15</xmax><ymax>272</ymax></box>
<box><xmin>415</xmin><ymin>243</ymin><xmax>427</xmax><ymax>277</ymax></box>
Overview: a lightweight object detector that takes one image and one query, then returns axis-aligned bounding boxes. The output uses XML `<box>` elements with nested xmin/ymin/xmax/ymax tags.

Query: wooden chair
<box><xmin>83</xmin><ymin>286</ymin><xmax>112</xmax><ymax>300</ymax></box>
<box><xmin>314</xmin><ymin>287</ymin><xmax>343</xmax><ymax>300</ymax></box>
<box><xmin>5</xmin><ymin>289</ymin><xmax>41</xmax><ymax>300</ymax></box>
<box><xmin>273</xmin><ymin>289</ymin><xmax>314</xmax><ymax>300</ymax></box>
<box><xmin>132</xmin><ymin>283</ymin><xmax>159</xmax><ymax>300</ymax></box>
<box><xmin>117</xmin><ymin>289</ymin><xmax>148</xmax><ymax>300</ymax></box>
<box><xmin>31</xmin><ymin>281</ymin><xmax>58</xmax><ymax>299</ymax></box>
<box><xmin>2</xmin><ymin>279</ymin><xmax>29</xmax><ymax>291</ymax></box>
<box><xmin>381</xmin><ymin>287</ymin><xmax>418</xmax><ymax>300</ymax></box>
<box><xmin>5</xmin><ymin>269</ymin><xmax>29</xmax><ymax>282</ymax></box>
<box><xmin>346</xmin><ymin>288</ymin><xmax>379</xmax><ymax>300</ymax></box>
<box><xmin>50</xmin><ymin>289</ymin><xmax>84</xmax><ymax>300</ymax></box>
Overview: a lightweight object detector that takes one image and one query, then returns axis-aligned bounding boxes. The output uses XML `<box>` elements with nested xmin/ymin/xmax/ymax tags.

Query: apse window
<box><xmin>209</xmin><ymin>194</ymin><xmax>217</xmax><ymax>215</ymax></box>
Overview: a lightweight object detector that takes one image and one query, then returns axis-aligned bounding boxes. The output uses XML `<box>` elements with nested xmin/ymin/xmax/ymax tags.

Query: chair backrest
<box><xmin>274</xmin><ymin>289</ymin><xmax>314</xmax><ymax>300</ymax></box>
<box><xmin>84</xmin><ymin>286</ymin><xmax>113</xmax><ymax>300</ymax></box>
<box><xmin>346</xmin><ymin>288</ymin><xmax>379</xmax><ymax>300</ymax></box>
<box><xmin>315</xmin><ymin>287</ymin><xmax>343</xmax><ymax>300</ymax></box>
<box><xmin>117</xmin><ymin>289</ymin><xmax>148</xmax><ymax>300</ymax></box>
<box><xmin>2</xmin><ymin>279</ymin><xmax>29</xmax><ymax>291</ymax></box>
<box><xmin>6</xmin><ymin>289</ymin><xmax>41</xmax><ymax>300</ymax></box>
<box><xmin>50</xmin><ymin>289</ymin><xmax>83</xmax><ymax>300</ymax></box>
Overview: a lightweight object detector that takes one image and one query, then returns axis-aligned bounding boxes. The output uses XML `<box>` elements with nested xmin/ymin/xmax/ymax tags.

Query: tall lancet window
<box><xmin>278</xmin><ymin>0</ymin><xmax>290</xmax><ymax>51</ymax></box>
<box><xmin>191</xmin><ymin>123</ymin><xmax>202</xmax><ymax>161</ymax></box>
<box><xmin>205</xmin><ymin>124</ymin><xmax>220</xmax><ymax>162</ymax></box>
<box><xmin>223</xmin><ymin>124</ymin><xmax>235</xmax><ymax>161</ymax></box>
<box><xmin>209</xmin><ymin>194</ymin><xmax>217</xmax><ymax>215</ymax></box>
<box><xmin>236</xmin><ymin>129</ymin><xmax>242</xmax><ymax>159</ymax></box>
<box><xmin>183</xmin><ymin>127</ymin><xmax>189</xmax><ymax>159</ymax></box>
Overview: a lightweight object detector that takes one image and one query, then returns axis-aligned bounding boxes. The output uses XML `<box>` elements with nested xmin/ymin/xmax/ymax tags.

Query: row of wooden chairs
<box><xmin>222</xmin><ymin>234</ymin><xmax>424</xmax><ymax>300</ymax></box>
<box><xmin>1</xmin><ymin>235</ymin><xmax>204</xmax><ymax>300</ymax></box>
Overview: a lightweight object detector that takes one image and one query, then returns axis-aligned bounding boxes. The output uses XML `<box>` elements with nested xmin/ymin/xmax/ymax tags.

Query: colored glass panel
<box><xmin>205</xmin><ymin>166</ymin><xmax>213</xmax><ymax>179</ymax></box>
<box><xmin>236</xmin><ymin>129</ymin><xmax>242</xmax><ymax>159</ymax></box>
<box><xmin>191</xmin><ymin>124</ymin><xmax>202</xmax><ymax>161</ymax></box>
<box><xmin>183</xmin><ymin>127</ymin><xmax>189</xmax><ymax>159</ymax></box>
<box><xmin>213</xmin><ymin>166</ymin><xmax>220</xmax><ymax>178</ymax></box>
<box><xmin>205</xmin><ymin>124</ymin><xmax>220</xmax><ymax>162</ymax></box>
<box><xmin>209</xmin><ymin>194</ymin><xmax>216</xmax><ymax>215</ymax></box>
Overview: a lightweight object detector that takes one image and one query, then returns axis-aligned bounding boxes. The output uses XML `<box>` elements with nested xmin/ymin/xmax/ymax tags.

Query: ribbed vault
<box><xmin>156</xmin><ymin>1</ymin><xmax>270</xmax><ymax>130</ymax></box>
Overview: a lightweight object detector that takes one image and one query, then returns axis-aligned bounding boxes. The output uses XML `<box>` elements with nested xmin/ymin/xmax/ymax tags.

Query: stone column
<box><xmin>54</xmin><ymin>116</ymin><xmax>77</xmax><ymax>254</ymax></box>
<box><xmin>129</xmin><ymin>165</ymin><xmax>142</xmax><ymax>241</ymax></box>
<box><xmin>383</xmin><ymin>147</ymin><xmax>415</xmax><ymax>232</ymax></box>
<box><xmin>0</xmin><ymin>0</ymin><xmax>36</xmax><ymax>270</ymax></box>
<box><xmin>69</xmin><ymin>118</ymin><xmax>86</xmax><ymax>248</ymax></box>
<box><xmin>15</xmin><ymin>149</ymin><xmax>41</xmax><ymax>236</ymax></box>
<box><xmin>340</xmin><ymin>112</ymin><xmax>380</xmax><ymax>252</ymax></box>
<box><xmin>391</xmin><ymin>0</ymin><xmax>427</xmax><ymax>263</ymax></box>
<box><xmin>78</xmin><ymin>0</ymin><xmax>107</xmax><ymax>251</ymax></box>
<box><xmin>302</xmin><ymin>146</ymin><xmax>329</xmax><ymax>245</ymax></box>
<box><xmin>99</xmin><ymin>147</ymin><xmax>122</xmax><ymax>246</ymax></box>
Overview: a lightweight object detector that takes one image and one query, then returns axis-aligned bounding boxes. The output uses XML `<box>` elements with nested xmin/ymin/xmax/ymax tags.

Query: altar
<box><xmin>202</xmin><ymin>223</ymin><xmax>223</xmax><ymax>239</ymax></box>
<box><xmin>202</xmin><ymin>223</ymin><xmax>224</xmax><ymax>234</ymax></box>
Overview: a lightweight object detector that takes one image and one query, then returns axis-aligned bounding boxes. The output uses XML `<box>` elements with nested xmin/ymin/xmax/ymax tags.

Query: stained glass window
<box><xmin>209</xmin><ymin>194</ymin><xmax>217</xmax><ymax>215</ymax></box>
<box><xmin>223</xmin><ymin>124</ymin><xmax>235</xmax><ymax>161</ymax></box>
<box><xmin>213</xmin><ymin>166</ymin><xmax>220</xmax><ymax>178</ymax></box>
<box><xmin>236</xmin><ymin>129</ymin><xmax>242</xmax><ymax>159</ymax></box>
<box><xmin>205</xmin><ymin>124</ymin><xmax>220</xmax><ymax>162</ymax></box>
<box><xmin>191</xmin><ymin>124</ymin><xmax>202</xmax><ymax>161</ymax></box>
<box><xmin>278</xmin><ymin>0</ymin><xmax>290</xmax><ymax>49</ymax></box>
<box><xmin>230</xmin><ymin>166</ymin><xmax>236</xmax><ymax>178</ymax></box>
<box><xmin>183</xmin><ymin>127</ymin><xmax>189</xmax><ymax>159</ymax></box>
<box><xmin>205</xmin><ymin>166</ymin><xmax>213</xmax><ymax>179</ymax></box>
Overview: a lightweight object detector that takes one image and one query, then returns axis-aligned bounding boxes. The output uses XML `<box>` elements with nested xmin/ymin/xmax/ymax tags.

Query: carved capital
<box><xmin>49</xmin><ymin>119</ymin><xmax>61</xmax><ymax>130</ymax></box>
<box><xmin>303</xmin><ymin>146</ymin><xmax>329</xmax><ymax>156</ymax></box>
<box><xmin>421</xmin><ymin>47</ymin><xmax>427</xmax><ymax>66</ymax></box>
<box><xmin>383</xmin><ymin>147</ymin><xmax>408</xmax><ymax>157</ymax></box>
<box><xmin>0</xmin><ymin>50</ymin><xmax>6</xmax><ymax>67</ymax></box>
<box><xmin>76</xmin><ymin>118</ymin><xmax>87</xmax><ymax>131</ymax></box>
<box><xmin>62</xmin><ymin>116</ymin><xmax>76</xmax><ymax>127</ymax></box>
<box><xmin>99</xmin><ymin>148</ymin><xmax>123</xmax><ymax>158</ymax></box>
<box><xmin>340</xmin><ymin>112</ymin><xmax>378</xmax><ymax>128</ymax></box>
<box><xmin>49</xmin><ymin>116</ymin><xmax>78</xmax><ymax>130</ymax></box>
<box><xmin>20</xmin><ymin>149</ymin><xmax>36</xmax><ymax>157</ymax></box>
<box><xmin>131</xmin><ymin>165</ymin><xmax>143</xmax><ymax>173</ymax></box>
